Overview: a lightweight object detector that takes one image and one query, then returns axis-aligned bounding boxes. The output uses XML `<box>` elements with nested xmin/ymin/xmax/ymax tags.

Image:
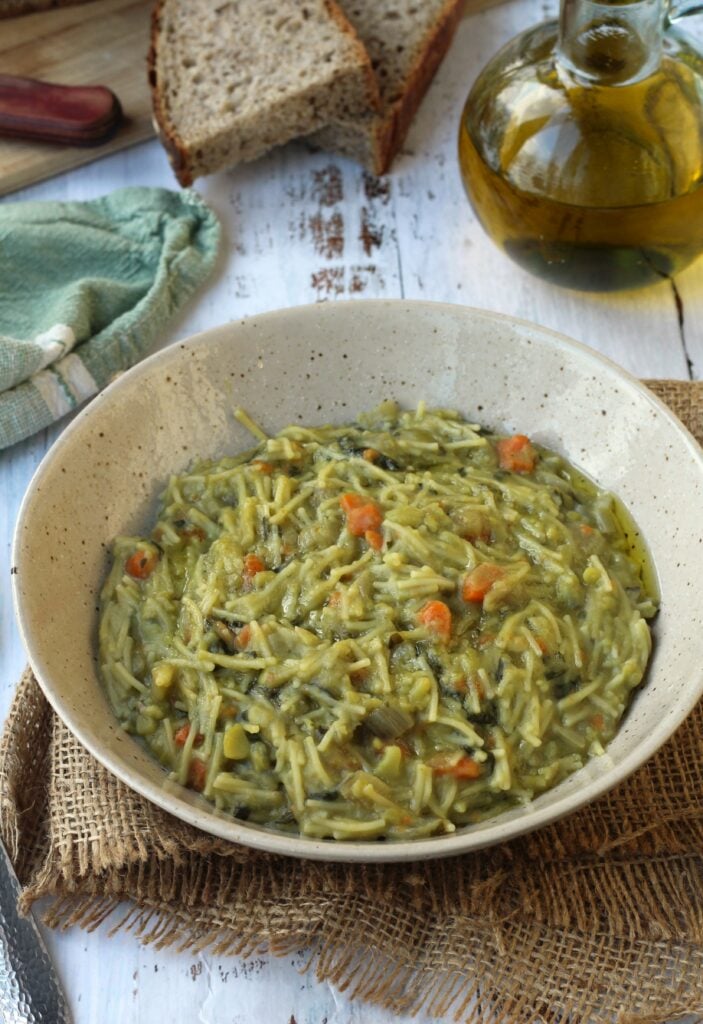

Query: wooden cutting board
<box><xmin>0</xmin><ymin>0</ymin><xmax>507</xmax><ymax>198</ymax></box>
<box><xmin>0</xmin><ymin>0</ymin><xmax>153</xmax><ymax>197</ymax></box>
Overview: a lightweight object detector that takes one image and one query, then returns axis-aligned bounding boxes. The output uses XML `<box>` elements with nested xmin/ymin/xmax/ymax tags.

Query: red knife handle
<box><xmin>0</xmin><ymin>74</ymin><xmax>122</xmax><ymax>146</ymax></box>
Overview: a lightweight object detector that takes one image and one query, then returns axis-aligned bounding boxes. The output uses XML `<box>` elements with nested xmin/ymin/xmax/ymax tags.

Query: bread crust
<box><xmin>148</xmin><ymin>0</ymin><xmax>193</xmax><ymax>187</ymax></box>
<box><xmin>148</xmin><ymin>0</ymin><xmax>381</xmax><ymax>187</ymax></box>
<box><xmin>371</xmin><ymin>0</ymin><xmax>465</xmax><ymax>174</ymax></box>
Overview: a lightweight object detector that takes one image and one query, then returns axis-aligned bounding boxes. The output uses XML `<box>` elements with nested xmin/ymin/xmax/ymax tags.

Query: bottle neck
<box><xmin>557</xmin><ymin>0</ymin><xmax>665</xmax><ymax>85</ymax></box>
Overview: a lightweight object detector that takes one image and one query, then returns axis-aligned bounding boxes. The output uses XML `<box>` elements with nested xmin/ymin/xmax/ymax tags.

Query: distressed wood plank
<box><xmin>38</xmin><ymin>916</ymin><xmax>438</xmax><ymax>1024</ymax></box>
<box><xmin>0</xmin><ymin>0</ymin><xmax>153</xmax><ymax>197</ymax></box>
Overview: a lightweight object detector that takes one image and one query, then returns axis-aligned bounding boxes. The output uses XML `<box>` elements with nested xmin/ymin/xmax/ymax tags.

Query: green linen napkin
<box><xmin>0</xmin><ymin>187</ymin><xmax>221</xmax><ymax>450</ymax></box>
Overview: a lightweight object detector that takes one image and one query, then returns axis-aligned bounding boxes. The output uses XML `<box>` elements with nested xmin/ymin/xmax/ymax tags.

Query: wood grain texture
<box><xmin>0</xmin><ymin>0</ymin><xmax>152</xmax><ymax>196</ymax></box>
<box><xmin>0</xmin><ymin>0</ymin><xmax>92</xmax><ymax>17</ymax></box>
<box><xmin>0</xmin><ymin>0</ymin><xmax>701</xmax><ymax>1020</ymax></box>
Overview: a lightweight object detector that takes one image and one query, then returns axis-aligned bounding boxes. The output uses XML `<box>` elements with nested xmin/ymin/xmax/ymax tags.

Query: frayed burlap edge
<box><xmin>32</xmin><ymin>887</ymin><xmax>703</xmax><ymax>1024</ymax></box>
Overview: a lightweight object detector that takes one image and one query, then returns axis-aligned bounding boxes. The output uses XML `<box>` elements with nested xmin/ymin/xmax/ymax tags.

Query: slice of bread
<box><xmin>149</xmin><ymin>0</ymin><xmax>380</xmax><ymax>186</ymax></box>
<box><xmin>309</xmin><ymin>0</ymin><xmax>465</xmax><ymax>175</ymax></box>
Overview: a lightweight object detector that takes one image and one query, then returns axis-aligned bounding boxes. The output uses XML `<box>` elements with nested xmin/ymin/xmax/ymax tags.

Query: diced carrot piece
<box><xmin>347</xmin><ymin>503</ymin><xmax>383</xmax><ymax>537</ymax></box>
<box><xmin>243</xmin><ymin>554</ymin><xmax>266</xmax><ymax>576</ymax></box>
<box><xmin>462</xmin><ymin>563</ymin><xmax>505</xmax><ymax>603</ymax></box>
<box><xmin>251</xmin><ymin>460</ymin><xmax>274</xmax><ymax>474</ymax></box>
<box><xmin>236</xmin><ymin>624</ymin><xmax>252</xmax><ymax>649</ymax></box>
<box><xmin>497</xmin><ymin>434</ymin><xmax>536</xmax><ymax>473</ymax></box>
<box><xmin>591</xmin><ymin>713</ymin><xmax>605</xmax><ymax>731</ymax></box>
<box><xmin>340</xmin><ymin>492</ymin><xmax>384</xmax><ymax>537</ymax></box>
<box><xmin>340</xmin><ymin>492</ymin><xmax>365</xmax><ymax>513</ymax></box>
<box><xmin>365</xmin><ymin>528</ymin><xmax>383</xmax><ymax>550</ymax></box>
<box><xmin>175</xmin><ymin>722</ymin><xmax>203</xmax><ymax>748</ymax></box>
<box><xmin>242</xmin><ymin>556</ymin><xmax>265</xmax><ymax>590</ymax></box>
<box><xmin>174</xmin><ymin>723</ymin><xmax>190</xmax><ymax>747</ymax></box>
<box><xmin>188</xmin><ymin>758</ymin><xmax>207</xmax><ymax>792</ymax></box>
<box><xmin>242</xmin><ymin>558</ymin><xmax>264</xmax><ymax>591</ymax></box>
<box><xmin>536</xmin><ymin>637</ymin><xmax>548</xmax><ymax>654</ymax></box>
<box><xmin>418</xmin><ymin>600</ymin><xmax>452</xmax><ymax>642</ymax></box>
<box><xmin>219</xmin><ymin>705</ymin><xmax>238</xmax><ymax>719</ymax></box>
<box><xmin>125</xmin><ymin>547</ymin><xmax>159</xmax><ymax>580</ymax></box>
<box><xmin>362</xmin><ymin>448</ymin><xmax>379</xmax><ymax>462</ymax></box>
<box><xmin>327</xmin><ymin>590</ymin><xmax>343</xmax><ymax>607</ymax></box>
<box><xmin>430</xmin><ymin>754</ymin><xmax>482</xmax><ymax>779</ymax></box>
<box><xmin>580</xmin><ymin>524</ymin><xmax>595</xmax><ymax>537</ymax></box>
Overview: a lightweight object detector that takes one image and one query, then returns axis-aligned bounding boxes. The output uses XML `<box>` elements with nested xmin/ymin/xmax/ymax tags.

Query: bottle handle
<box><xmin>667</xmin><ymin>0</ymin><xmax>703</xmax><ymax>22</ymax></box>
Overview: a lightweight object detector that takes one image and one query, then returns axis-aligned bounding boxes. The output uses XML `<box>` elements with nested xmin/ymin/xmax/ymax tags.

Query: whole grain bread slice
<box><xmin>149</xmin><ymin>0</ymin><xmax>380</xmax><ymax>186</ymax></box>
<box><xmin>308</xmin><ymin>0</ymin><xmax>464</xmax><ymax>175</ymax></box>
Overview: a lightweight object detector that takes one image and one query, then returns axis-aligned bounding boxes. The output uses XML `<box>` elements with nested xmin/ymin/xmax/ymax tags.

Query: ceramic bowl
<box><xmin>12</xmin><ymin>301</ymin><xmax>703</xmax><ymax>862</ymax></box>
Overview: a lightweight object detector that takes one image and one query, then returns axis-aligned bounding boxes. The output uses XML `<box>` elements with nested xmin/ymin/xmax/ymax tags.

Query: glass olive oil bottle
<box><xmin>458</xmin><ymin>0</ymin><xmax>703</xmax><ymax>291</ymax></box>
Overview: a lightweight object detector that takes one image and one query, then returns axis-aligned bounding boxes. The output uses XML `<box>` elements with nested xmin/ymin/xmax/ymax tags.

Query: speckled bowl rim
<box><xmin>12</xmin><ymin>300</ymin><xmax>703</xmax><ymax>863</ymax></box>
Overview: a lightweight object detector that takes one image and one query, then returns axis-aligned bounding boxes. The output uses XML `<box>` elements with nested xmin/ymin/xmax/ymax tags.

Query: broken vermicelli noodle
<box><xmin>99</xmin><ymin>402</ymin><xmax>657</xmax><ymax>841</ymax></box>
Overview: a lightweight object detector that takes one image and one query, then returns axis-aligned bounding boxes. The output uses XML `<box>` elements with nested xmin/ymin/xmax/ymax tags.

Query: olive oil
<box><xmin>459</xmin><ymin>17</ymin><xmax>703</xmax><ymax>291</ymax></box>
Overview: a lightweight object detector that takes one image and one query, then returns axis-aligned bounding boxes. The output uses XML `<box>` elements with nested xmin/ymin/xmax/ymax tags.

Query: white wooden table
<box><xmin>2</xmin><ymin>1</ymin><xmax>702</xmax><ymax>1019</ymax></box>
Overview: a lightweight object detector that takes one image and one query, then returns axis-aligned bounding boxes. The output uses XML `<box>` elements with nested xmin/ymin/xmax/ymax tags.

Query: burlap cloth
<box><xmin>2</xmin><ymin>379</ymin><xmax>703</xmax><ymax>1024</ymax></box>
